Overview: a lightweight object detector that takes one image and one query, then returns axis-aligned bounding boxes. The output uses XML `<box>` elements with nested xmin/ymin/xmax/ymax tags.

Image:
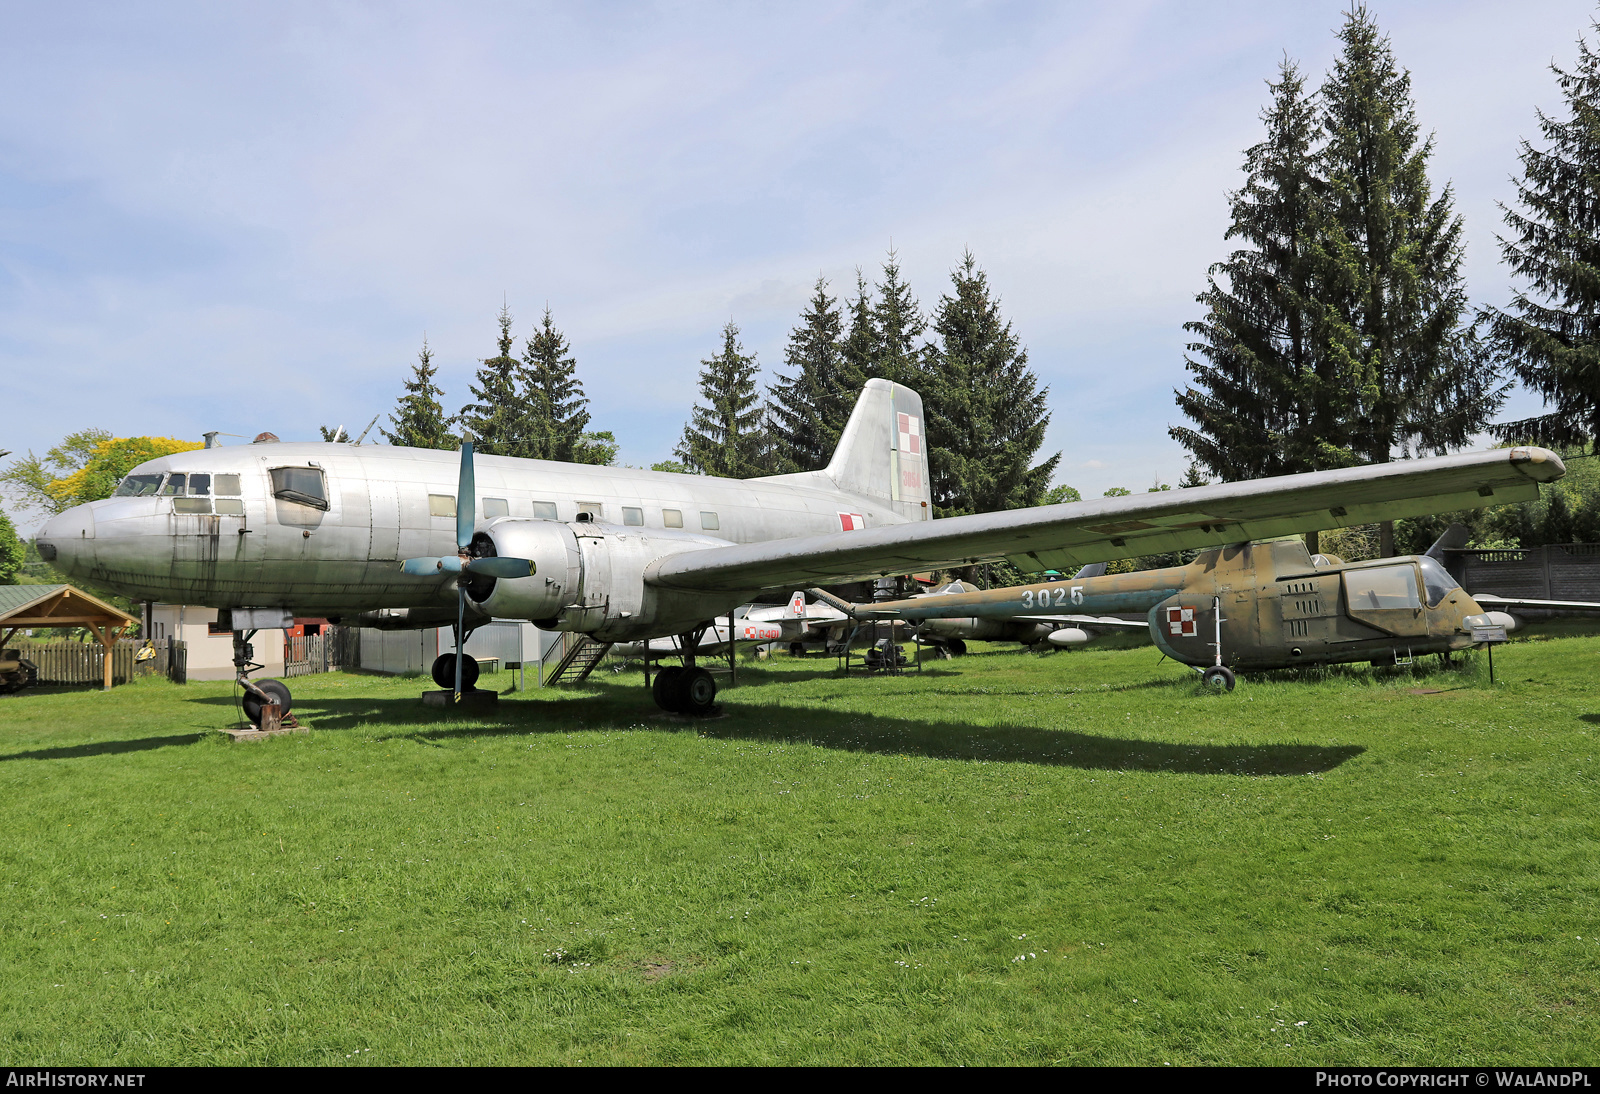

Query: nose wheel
<box><xmin>242</xmin><ymin>678</ymin><xmax>294</xmax><ymax>725</ymax></box>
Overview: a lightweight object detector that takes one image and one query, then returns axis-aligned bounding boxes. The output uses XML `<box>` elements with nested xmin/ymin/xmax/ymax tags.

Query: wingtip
<box><xmin>1509</xmin><ymin>446</ymin><xmax>1567</xmax><ymax>482</ymax></box>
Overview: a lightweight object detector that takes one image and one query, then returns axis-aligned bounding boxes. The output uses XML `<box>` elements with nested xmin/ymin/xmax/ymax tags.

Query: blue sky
<box><xmin>2</xmin><ymin>0</ymin><xmax>1594</xmax><ymax>528</ymax></box>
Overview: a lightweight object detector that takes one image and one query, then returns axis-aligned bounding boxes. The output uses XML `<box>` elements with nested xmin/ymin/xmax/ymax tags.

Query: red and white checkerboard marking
<box><xmin>839</xmin><ymin>512</ymin><xmax>865</xmax><ymax>531</ymax></box>
<box><xmin>897</xmin><ymin>412</ymin><xmax>921</xmax><ymax>455</ymax></box>
<box><xmin>1166</xmin><ymin>606</ymin><xmax>1198</xmax><ymax>637</ymax></box>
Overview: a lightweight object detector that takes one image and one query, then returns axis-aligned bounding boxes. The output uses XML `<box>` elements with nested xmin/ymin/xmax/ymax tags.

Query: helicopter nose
<box><xmin>35</xmin><ymin>505</ymin><xmax>95</xmax><ymax>575</ymax></box>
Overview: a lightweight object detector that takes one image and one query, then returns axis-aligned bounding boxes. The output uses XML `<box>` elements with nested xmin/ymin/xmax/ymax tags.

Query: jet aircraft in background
<box><xmin>36</xmin><ymin>379</ymin><xmax>1567</xmax><ymax>716</ymax></box>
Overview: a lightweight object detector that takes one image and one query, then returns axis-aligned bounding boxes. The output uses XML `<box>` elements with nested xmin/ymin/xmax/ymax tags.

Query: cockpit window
<box><xmin>270</xmin><ymin>467</ymin><xmax>329</xmax><ymax>510</ymax></box>
<box><xmin>113</xmin><ymin>474</ymin><xmax>164</xmax><ymax>497</ymax></box>
<box><xmin>187</xmin><ymin>473</ymin><xmax>211</xmax><ymax>496</ymax></box>
<box><xmin>161</xmin><ymin>474</ymin><xmax>187</xmax><ymax>496</ymax></box>
<box><xmin>1418</xmin><ymin>556</ymin><xmax>1460</xmax><ymax>607</ymax></box>
<box><xmin>1344</xmin><ymin>564</ymin><xmax>1422</xmax><ymax>611</ymax></box>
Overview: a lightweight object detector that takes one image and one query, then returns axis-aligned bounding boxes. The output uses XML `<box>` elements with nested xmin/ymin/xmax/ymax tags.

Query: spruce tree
<box><xmin>521</xmin><ymin>307</ymin><xmax>598</xmax><ymax>462</ymax></box>
<box><xmin>1483</xmin><ymin>22</ymin><xmax>1600</xmax><ymax>450</ymax></box>
<box><xmin>382</xmin><ymin>337</ymin><xmax>456</xmax><ymax>448</ymax></box>
<box><xmin>458</xmin><ymin>303</ymin><xmax>533</xmax><ymax>456</ymax></box>
<box><xmin>1319</xmin><ymin>5</ymin><xmax>1505</xmax><ymax>554</ymax></box>
<box><xmin>869</xmin><ymin>249</ymin><xmax>927</xmax><ymax>387</ymax></box>
<box><xmin>1173</xmin><ymin>60</ymin><xmax>1354</xmax><ymax>483</ymax></box>
<box><xmin>766</xmin><ymin>277</ymin><xmax>863</xmax><ymax>472</ymax></box>
<box><xmin>840</xmin><ymin>269</ymin><xmax>877</xmax><ymax>392</ymax></box>
<box><xmin>676</xmin><ymin>322</ymin><xmax>772</xmax><ymax>478</ymax></box>
<box><xmin>925</xmin><ymin>251</ymin><xmax>1060</xmax><ymax>516</ymax></box>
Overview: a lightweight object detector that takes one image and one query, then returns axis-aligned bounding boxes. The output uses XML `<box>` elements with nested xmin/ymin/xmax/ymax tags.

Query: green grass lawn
<box><xmin>1</xmin><ymin>637</ymin><xmax>1596</xmax><ymax>1065</ymax></box>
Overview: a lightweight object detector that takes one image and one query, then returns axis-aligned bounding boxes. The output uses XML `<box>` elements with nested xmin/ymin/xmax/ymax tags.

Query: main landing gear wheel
<box><xmin>947</xmin><ymin>639</ymin><xmax>968</xmax><ymax>657</ymax></box>
<box><xmin>652</xmin><ymin>667</ymin><xmax>685</xmax><ymax>713</ymax></box>
<box><xmin>431</xmin><ymin>653</ymin><xmax>480</xmax><ymax>691</ymax></box>
<box><xmin>1201</xmin><ymin>665</ymin><xmax>1236</xmax><ymax>692</ymax></box>
<box><xmin>789</xmin><ymin>641</ymin><xmax>805</xmax><ymax>657</ymax></box>
<box><xmin>242</xmin><ymin>678</ymin><xmax>293</xmax><ymax>726</ymax></box>
<box><xmin>678</xmin><ymin>667</ymin><xmax>718</xmax><ymax>716</ymax></box>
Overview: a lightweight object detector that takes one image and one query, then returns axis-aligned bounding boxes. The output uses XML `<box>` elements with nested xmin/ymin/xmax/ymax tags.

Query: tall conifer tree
<box><xmin>458</xmin><ymin>303</ymin><xmax>534</xmax><ymax>456</ymax></box>
<box><xmin>381</xmin><ymin>337</ymin><xmax>456</xmax><ymax>450</ymax></box>
<box><xmin>1174</xmin><ymin>60</ymin><xmax>1353</xmax><ymax>482</ymax></box>
<box><xmin>522</xmin><ymin>307</ymin><xmax>604</xmax><ymax>463</ymax></box>
<box><xmin>1318</xmin><ymin>5</ymin><xmax>1505</xmax><ymax>554</ymax></box>
<box><xmin>925</xmin><ymin>251</ymin><xmax>1060</xmax><ymax>516</ymax></box>
<box><xmin>676</xmin><ymin>322</ymin><xmax>773</xmax><ymax>478</ymax></box>
<box><xmin>869</xmin><ymin>249</ymin><xmax>927</xmax><ymax>387</ymax></box>
<box><xmin>767</xmin><ymin>277</ymin><xmax>863</xmax><ymax>472</ymax></box>
<box><xmin>1484</xmin><ymin>22</ymin><xmax>1600</xmax><ymax>450</ymax></box>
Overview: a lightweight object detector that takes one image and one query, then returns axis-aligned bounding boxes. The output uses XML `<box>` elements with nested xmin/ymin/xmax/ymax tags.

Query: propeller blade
<box><xmin>464</xmin><ymin>556</ymin><xmax>536</xmax><ymax>579</ymax></box>
<box><xmin>457</xmin><ymin>441</ymin><xmax>476</xmax><ymax>551</ymax></box>
<box><xmin>401</xmin><ymin>556</ymin><xmax>464</xmax><ymax>575</ymax></box>
<box><xmin>455</xmin><ymin>586</ymin><xmax>465</xmax><ymax>703</ymax></box>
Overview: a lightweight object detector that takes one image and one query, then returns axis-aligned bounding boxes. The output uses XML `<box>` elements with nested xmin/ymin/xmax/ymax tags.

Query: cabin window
<box><xmin>1418</xmin><ymin>556</ymin><xmax>1460</xmax><ymax>607</ymax></box>
<box><xmin>214</xmin><ymin>474</ymin><xmax>242</xmax><ymax>497</ymax></box>
<box><xmin>700</xmin><ymin>511</ymin><xmax>719</xmax><ymax>531</ymax></box>
<box><xmin>215</xmin><ymin>499</ymin><xmax>245</xmax><ymax>516</ymax></box>
<box><xmin>622</xmin><ymin>506</ymin><xmax>644</xmax><ymax>526</ymax></box>
<box><xmin>173</xmin><ymin>497</ymin><xmax>213</xmax><ymax>514</ymax></box>
<box><xmin>113</xmin><ymin>474</ymin><xmax>164</xmax><ymax>497</ymax></box>
<box><xmin>161</xmin><ymin>474</ymin><xmax>187</xmax><ymax>496</ymax></box>
<box><xmin>1344</xmin><ymin>564</ymin><xmax>1421</xmax><ymax>611</ymax></box>
<box><xmin>532</xmin><ymin>501</ymin><xmax>558</xmax><ymax>520</ymax></box>
<box><xmin>270</xmin><ymin>467</ymin><xmax>329</xmax><ymax>510</ymax></box>
<box><xmin>663</xmin><ymin>509</ymin><xmax>683</xmax><ymax>528</ymax></box>
<box><xmin>577</xmin><ymin>501</ymin><xmax>603</xmax><ymax>521</ymax></box>
<box><xmin>483</xmin><ymin>498</ymin><xmax>509</xmax><ymax>518</ymax></box>
<box><xmin>428</xmin><ymin>494</ymin><xmax>456</xmax><ymax>518</ymax></box>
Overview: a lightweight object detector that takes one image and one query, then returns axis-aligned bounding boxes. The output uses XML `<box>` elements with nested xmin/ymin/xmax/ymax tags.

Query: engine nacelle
<box><xmin>466</xmin><ymin>518</ymin><xmax>583</xmax><ymax>623</ymax></box>
<box><xmin>469</xmin><ymin>519</ymin><xmax>750</xmax><ymax>640</ymax></box>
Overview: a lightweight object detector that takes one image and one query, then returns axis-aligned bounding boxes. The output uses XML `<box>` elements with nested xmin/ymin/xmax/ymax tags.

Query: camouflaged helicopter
<box><xmin>814</xmin><ymin>535</ymin><xmax>1517</xmax><ymax>689</ymax></box>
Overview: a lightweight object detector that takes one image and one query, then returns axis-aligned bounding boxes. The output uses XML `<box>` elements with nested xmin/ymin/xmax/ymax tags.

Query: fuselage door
<box><xmin>368</xmin><ymin>478</ymin><xmax>399</xmax><ymax>561</ymax></box>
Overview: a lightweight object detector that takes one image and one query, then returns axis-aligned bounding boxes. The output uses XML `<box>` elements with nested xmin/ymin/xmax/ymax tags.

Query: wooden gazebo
<box><xmin>0</xmin><ymin>585</ymin><xmax>137</xmax><ymax>690</ymax></box>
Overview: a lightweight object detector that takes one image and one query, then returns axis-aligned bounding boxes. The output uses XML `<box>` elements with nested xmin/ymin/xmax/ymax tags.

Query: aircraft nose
<box><xmin>35</xmin><ymin>505</ymin><xmax>96</xmax><ymax>574</ymax></box>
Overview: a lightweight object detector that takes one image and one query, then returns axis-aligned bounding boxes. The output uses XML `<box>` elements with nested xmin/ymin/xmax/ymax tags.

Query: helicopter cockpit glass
<box><xmin>1344</xmin><ymin>563</ymin><xmax>1422</xmax><ymax>611</ymax></box>
<box><xmin>1418</xmin><ymin>556</ymin><xmax>1461</xmax><ymax>607</ymax></box>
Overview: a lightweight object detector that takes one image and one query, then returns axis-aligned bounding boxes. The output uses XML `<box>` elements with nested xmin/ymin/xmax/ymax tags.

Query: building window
<box><xmin>533</xmin><ymin>501</ymin><xmax>558</xmax><ymax>520</ymax></box>
<box><xmin>663</xmin><ymin>509</ymin><xmax>683</xmax><ymax>528</ymax></box>
<box><xmin>622</xmin><ymin>506</ymin><xmax>644</xmax><ymax>526</ymax></box>
<box><xmin>428</xmin><ymin>494</ymin><xmax>456</xmax><ymax>518</ymax></box>
<box><xmin>700</xmin><ymin>511</ymin><xmax>719</xmax><ymax>530</ymax></box>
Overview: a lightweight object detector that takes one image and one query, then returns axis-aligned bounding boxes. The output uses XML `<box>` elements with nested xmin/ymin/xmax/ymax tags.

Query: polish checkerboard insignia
<box><xmin>1166</xmin><ymin>606</ymin><xmax>1197</xmax><ymax>637</ymax></box>
<box><xmin>897</xmin><ymin>412</ymin><xmax>921</xmax><ymax>455</ymax></box>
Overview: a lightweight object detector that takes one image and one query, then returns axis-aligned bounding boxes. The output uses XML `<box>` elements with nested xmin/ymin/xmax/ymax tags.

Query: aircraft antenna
<box><xmin>352</xmin><ymin>414</ymin><xmax>381</xmax><ymax>446</ymax></box>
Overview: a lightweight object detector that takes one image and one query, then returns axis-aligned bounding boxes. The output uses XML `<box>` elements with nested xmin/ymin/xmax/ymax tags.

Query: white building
<box><xmin>148</xmin><ymin>604</ymin><xmax>285</xmax><ymax>681</ymax></box>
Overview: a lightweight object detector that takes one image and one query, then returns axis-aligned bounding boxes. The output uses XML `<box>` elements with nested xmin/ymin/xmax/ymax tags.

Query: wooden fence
<box><xmin>283</xmin><ymin>626</ymin><xmax>359</xmax><ymax>679</ymax></box>
<box><xmin>20</xmin><ymin>638</ymin><xmax>187</xmax><ymax>687</ymax></box>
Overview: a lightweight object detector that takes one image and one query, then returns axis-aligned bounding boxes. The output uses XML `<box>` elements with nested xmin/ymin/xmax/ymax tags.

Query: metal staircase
<box><xmin>543</xmin><ymin>635</ymin><xmax>613</xmax><ymax>686</ymax></box>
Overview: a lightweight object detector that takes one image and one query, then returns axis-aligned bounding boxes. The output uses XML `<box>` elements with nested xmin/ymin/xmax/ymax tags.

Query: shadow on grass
<box><xmin>704</xmin><ymin>705</ymin><xmax>1364</xmax><ymax>775</ymax></box>
<box><xmin>0</xmin><ymin>733</ymin><xmax>207</xmax><ymax>762</ymax></box>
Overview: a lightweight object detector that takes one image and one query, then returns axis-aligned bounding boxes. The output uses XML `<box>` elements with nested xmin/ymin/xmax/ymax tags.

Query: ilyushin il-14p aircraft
<box><xmin>814</xmin><ymin>532</ymin><xmax>1543</xmax><ymax>690</ymax></box>
<box><xmin>36</xmin><ymin>379</ymin><xmax>1568</xmax><ymax>717</ymax></box>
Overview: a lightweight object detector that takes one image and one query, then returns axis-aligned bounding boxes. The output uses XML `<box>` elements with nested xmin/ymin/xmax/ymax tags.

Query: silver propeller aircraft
<box><xmin>35</xmin><ymin>379</ymin><xmax>1567</xmax><ymax>717</ymax></box>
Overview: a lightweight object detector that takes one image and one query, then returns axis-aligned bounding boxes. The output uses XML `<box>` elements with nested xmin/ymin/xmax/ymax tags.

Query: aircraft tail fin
<box><xmin>1424</xmin><ymin>522</ymin><xmax>1471</xmax><ymax>562</ymax></box>
<box><xmin>822</xmin><ymin>378</ymin><xmax>933</xmax><ymax>521</ymax></box>
<box><xmin>785</xmin><ymin>591</ymin><xmax>806</xmax><ymax>619</ymax></box>
<box><xmin>1072</xmin><ymin>562</ymin><xmax>1107</xmax><ymax>579</ymax></box>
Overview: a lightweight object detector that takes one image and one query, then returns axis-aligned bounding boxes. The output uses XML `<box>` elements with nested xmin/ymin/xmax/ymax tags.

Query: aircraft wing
<box><xmin>645</xmin><ymin>446</ymin><xmax>1565</xmax><ymax>593</ymax></box>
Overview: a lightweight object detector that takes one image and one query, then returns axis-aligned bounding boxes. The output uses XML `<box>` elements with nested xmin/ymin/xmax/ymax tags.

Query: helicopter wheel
<box><xmin>1201</xmin><ymin>665</ymin><xmax>1236</xmax><ymax>692</ymax></box>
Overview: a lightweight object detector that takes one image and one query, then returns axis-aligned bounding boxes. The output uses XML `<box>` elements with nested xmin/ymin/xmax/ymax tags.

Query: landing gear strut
<box><xmin>231</xmin><ymin>622</ymin><xmax>295</xmax><ymax>727</ymax></box>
